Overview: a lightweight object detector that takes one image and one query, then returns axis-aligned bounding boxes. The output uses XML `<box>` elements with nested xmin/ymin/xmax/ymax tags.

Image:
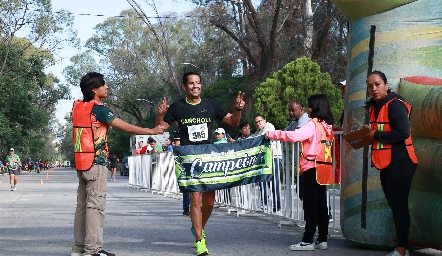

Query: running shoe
<box><xmin>194</xmin><ymin>238</ymin><xmax>209</xmax><ymax>256</ymax></box>
<box><xmin>11</xmin><ymin>186</ymin><xmax>13</xmax><ymax>191</ymax></box>
<box><xmin>386</xmin><ymin>249</ymin><xmax>409</xmax><ymax>256</ymax></box>
<box><xmin>13</xmin><ymin>185</ymin><xmax>16</xmax><ymax>191</ymax></box>
<box><xmin>314</xmin><ymin>241</ymin><xmax>328</xmax><ymax>250</ymax></box>
<box><xmin>289</xmin><ymin>242</ymin><xmax>314</xmax><ymax>251</ymax></box>
<box><xmin>84</xmin><ymin>249</ymin><xmax>115</xmax><ymax>256</ymax></box>
<box><xmin>191</xmin><ymin>226</ymin><xmax>206</xmax><ymax>238</ymax></box>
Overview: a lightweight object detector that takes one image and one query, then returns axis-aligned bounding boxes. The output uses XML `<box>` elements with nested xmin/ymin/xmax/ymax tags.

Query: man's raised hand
<box><xmin>235</xmin><ymin>91</ymin><xmax>246</xmax><ymax>110</ymax></box>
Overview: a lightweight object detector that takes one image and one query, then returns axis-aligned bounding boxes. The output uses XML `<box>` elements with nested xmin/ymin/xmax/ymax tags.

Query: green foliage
<box><xmin>253</xmin><ymin>57</ymin><xmax>343</xmax><ymax>129</ymax></box>
<box><xmin>0</xmin><ymin>42</ymin><xmax>63</xmax><ymax>161</ymax></box>
<box><xmin>107</xmin><ymin>127</ymin><xmax>132</xmax><ymax>159</ymax></box>
<box><xmin>202</xmin><ymin>76</ymin><xmax>252</xmax><ymax>136</ymax></box>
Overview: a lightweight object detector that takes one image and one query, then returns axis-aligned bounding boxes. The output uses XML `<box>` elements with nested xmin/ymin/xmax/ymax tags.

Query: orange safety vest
<box><xmin>301</xmin><ymin>118</ymin><xmax>335</xmax><ymax>185</ymax></box>
<box><xmin>369</xmin><ymin>98</ymin><xmax>418</xmax><ymax>170</ymax></box>
<box><xmin>72</xmin><ymin>100</ymin><xmax>108</xmax><ymax>171</ymax></box>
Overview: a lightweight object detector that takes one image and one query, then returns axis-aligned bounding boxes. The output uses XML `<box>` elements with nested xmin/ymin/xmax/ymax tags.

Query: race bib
<box><xmin>188</xmin><ymin>123</ymin><xmax>208</xmax><ymax>142</ymax></box>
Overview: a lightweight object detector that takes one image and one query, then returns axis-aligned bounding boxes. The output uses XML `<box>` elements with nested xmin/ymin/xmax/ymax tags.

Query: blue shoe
<box><xmin>191</xmin><ymin>226</ymin><xmax>206</xmax><ymax>238</ymax></box>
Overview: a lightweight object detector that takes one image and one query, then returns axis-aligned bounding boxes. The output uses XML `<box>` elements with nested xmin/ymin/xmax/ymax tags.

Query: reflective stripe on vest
<box><xmin>369</xmin><ymin>98</ymin><xmax>418</xmax><ymax>169</ymax></box>
<box><xmin>301</xmin><ymin>118</ymin><xmax>335</xmax><ymax>185</ymax></box>
<box><xmin>72</xmin><ymin>100</ymin><xmax>102</xmax><ymax>171</ymax></box>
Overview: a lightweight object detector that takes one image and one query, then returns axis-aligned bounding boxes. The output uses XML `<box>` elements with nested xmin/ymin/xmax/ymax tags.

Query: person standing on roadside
<box><xmin>5</xmin><ymin>148</ymin><xmax>20</xmax><ymax>191</ymax></box>
<box><xmin>156</xmin><ymin>71</ymin><xmax>245</xmax><ymax>256</ymax></box>
<box><xmin>363</xmin><ymin>71</ymin><xmax>418</xmax><ymax>256</ymax></box>
<box><xmin>214</xmin><ymin>128</ymin><xmax>228</xmax><ymax>144</ymax></box>
<box><xmin>108</xmin><ymin>153</ymin><xmax>119</xmax><ymax>181</ymax></box>
<box><xmin>165</xmin><ymin>138</ymin><xmax>173</xmax><ymax>151</ymax></box>
<box><xmin>253</xmin><ymin>114</ymin><xmax>282</xmax><ymax>212</ymax></box>
<box><xmin>265</xmin><ymin>94</ymin><xmax>335</xmax><ymax>252</ymax></box>
<box><xmin>285</xmin><ymin>100</ymin><xmax>310</xmax><ymax>131</ymax></box>
<box><xmin>148</xmin><ymin>138</ymin><xmax>163</xmax><ymax>154</ymax></box>
<box><xmin>70</xmin><ymin>72</ymin><xmax>165</xmax><ymax>256</ymax></box>
<box><xmin>229</xmin><ymin>121</ymin><xmax>252</xmax><ymax>142</ymax></box>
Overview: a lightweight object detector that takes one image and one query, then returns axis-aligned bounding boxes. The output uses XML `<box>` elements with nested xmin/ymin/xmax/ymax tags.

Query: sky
<box><xmin>49</xmin><ymin>0</ymin><xmax>194</xmax><ymax>124</ymax></box>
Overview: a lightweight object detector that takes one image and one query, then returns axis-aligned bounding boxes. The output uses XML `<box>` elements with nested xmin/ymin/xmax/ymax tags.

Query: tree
<box><xmin>253</xmin><ymin>57</ymin><xmax>343</xmax><ymax>129</ymax></box>
<box><xmin>0</xmin><ymin>42</ymin><xmax>62</xmax><ymax>159</ymax></box>
<box><xmin>0</xmin><ymin>0</ymin><xmax>79</xmax><ymax>76</ymax></box>
<box><xmin>188</xmin><ymin>0</ymin><xmax>347</xmax><ymax>83</ymax></box>
<box><xmin>0</xmin><ymin>0</ymin><xmax>79</xmax><ymax>160</ymax></box>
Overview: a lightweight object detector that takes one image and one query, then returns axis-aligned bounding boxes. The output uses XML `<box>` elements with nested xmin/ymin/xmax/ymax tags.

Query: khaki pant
<box><xmin>72</xmin><ymin>165</ymin><xmax>108</xmax><ymax>254</ymax></box>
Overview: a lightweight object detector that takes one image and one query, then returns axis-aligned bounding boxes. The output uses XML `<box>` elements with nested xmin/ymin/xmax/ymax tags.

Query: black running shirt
<box><xmin>163</xmin><ymin>98</ymin><xmax>228</xmax><ymax>146</ymax></box>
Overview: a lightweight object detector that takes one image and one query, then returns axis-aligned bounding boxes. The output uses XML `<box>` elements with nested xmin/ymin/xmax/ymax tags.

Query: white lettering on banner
<box><xmin>190</xmin><ymin>158</ymin><xmax>203</xmax><ymax>177</ymax></box>
<box><xmin>189</xmin><ymin>154</ymin><xmax>258</xmax><ymax>178</ymax></box>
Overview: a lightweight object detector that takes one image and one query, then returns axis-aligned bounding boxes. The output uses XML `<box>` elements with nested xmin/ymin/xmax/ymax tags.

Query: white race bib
<box><xmin>188</xmin><ymin>123</ymin><xmax>209</xmax><ymax>142</ymax></box>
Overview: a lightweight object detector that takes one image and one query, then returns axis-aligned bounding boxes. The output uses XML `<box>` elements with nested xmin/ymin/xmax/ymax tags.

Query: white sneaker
<box><xmin>289</xmin><ymin>242</ymin><xmax>314</xmax><ymax>251</ymax></box>
<box><xmin>386</xmin><ymin>249</ymin><xmax>409</xmax><ymax>256</ymax></box>
<box><xmin>314</xmin><ymin>241</ymin><xmax>328</xmax><ymax>250</ymax></box>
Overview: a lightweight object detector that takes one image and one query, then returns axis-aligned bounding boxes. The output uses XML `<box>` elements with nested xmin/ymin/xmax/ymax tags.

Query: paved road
<box><xmin>0</xmin><ymin>168</ymin><xmax>439</xmax><ymax>256</ymax></box>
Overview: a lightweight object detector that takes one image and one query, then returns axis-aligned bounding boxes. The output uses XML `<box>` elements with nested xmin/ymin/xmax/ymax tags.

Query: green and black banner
<box><xmin>174</xmin><ymin>136</ymin><xmax>273</xmax><ymax>192</ymax></box>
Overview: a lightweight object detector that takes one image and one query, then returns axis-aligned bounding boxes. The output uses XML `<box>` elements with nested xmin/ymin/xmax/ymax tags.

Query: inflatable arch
<box><xmin>331</xmin><ymin>0</ymin><xmax>442</xmax><ymax>249</ymax></box>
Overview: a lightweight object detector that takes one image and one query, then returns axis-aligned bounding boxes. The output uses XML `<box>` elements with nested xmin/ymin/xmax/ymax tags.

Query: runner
<box><xmin>5</xmin><ymin>148</ymin><xmax>21</xmax><ymax>191</ymax></box>
<box><xmin>156</xmin><ymin>71</ymin><xmax>245</xmax><ymax>256</ymax></box>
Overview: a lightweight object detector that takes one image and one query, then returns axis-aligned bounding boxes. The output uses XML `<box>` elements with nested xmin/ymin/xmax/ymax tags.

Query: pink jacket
<box><xmin>268</xmin><ymin>119</ymin><xmax>333</xmax><ymax>173</ymax></box>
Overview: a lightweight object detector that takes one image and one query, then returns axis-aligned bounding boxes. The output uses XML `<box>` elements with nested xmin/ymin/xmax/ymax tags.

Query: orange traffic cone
<box><xmin>40</xmin><ymin>179</ymin><xmax>43</xmax><ymax>185</ymax></box>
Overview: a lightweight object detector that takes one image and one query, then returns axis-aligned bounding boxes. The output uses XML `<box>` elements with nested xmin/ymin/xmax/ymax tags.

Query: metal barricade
<box><xmin>127</xmin><ymin>133</ymin><xmax>342</xmax><ymax>227</ymax></box>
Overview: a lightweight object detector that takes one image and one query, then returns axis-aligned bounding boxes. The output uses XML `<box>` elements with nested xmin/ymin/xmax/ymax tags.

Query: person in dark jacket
<box><xmin>363</xmin><ymin>70</ymin><xmax>418</xmax><ymax>256</ymax></box>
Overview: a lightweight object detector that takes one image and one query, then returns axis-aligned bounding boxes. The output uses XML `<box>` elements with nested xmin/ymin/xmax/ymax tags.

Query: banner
<box><xmin>174</xmin><ymin>136</ymin><xmax>273</xmax><ymax>192</ymax></box>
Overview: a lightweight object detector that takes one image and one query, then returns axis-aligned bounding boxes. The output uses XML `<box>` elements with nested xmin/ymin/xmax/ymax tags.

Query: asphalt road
<box><xmin>0</xmin><ymin>168</ymin><xmax>439</xmax><ymax>256</ymax></box>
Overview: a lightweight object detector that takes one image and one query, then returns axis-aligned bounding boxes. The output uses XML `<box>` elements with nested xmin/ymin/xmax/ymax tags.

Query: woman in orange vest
<box><xmin>363</xmin><ymin>70</ymin><xmax>418</xmax><ymax>256</ymax></box>
<box><xmin>265</xmin><ymin>94</ymin><xmax>335</xmax><ymax>252</ymax></box>
<box><xmin>71</xmin><ymin>72</ymin><xmax>165</xmax><ymax>256</ymax></box>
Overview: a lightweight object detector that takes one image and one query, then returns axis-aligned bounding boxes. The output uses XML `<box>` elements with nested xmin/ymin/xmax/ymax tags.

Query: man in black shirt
<box><xmin>156</xmin><ymin>72</ymin><xmax>245</xmax><ymax>256</ymax></box>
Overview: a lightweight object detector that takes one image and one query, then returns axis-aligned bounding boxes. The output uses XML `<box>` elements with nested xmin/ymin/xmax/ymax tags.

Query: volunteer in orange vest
<box><xmin>265</xmin><ymin>94</ymin><xmax>335</xmax><ymax>252</ymax></box>
<box><xmin>71</xmin><ymin>72</ymin><xmax>165</xmax><ymax>256</ymax></box>
<box><xmin>362</xmin><ymin>70</ymin><xmax>418</xmax><ymax>256</ymax></box>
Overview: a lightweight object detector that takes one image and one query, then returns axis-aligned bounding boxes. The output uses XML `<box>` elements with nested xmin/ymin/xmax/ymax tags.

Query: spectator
<box><xmin>253</xmin><ymin>114</ymin><xmax>282</xmax><ymax>212</ymax></box>
<box><xmin>230</xmin><ymin>121</ymin><xmax>252</xmax><ymax>142</ymax></box>
<box><xmin>214</xmin><ymin>128</ymin><xmax>228</xmax><ymax>144</ymax></box>
<box><xmin>165</xmin><ymin>138</ymin><xmax>174</xmax><ymax>151</ymax></box>
<box><xmin>148</xmin><ymin>138</ymin><xmax>163</xmax><ymax>154</ymax></box>
<box><xmin>285</xmin><ymin>100</ymin><xmax>310</xmax><ymax>130</ymax></box>
<box><xmin>108</xmin><ymin>153</ymin><xmax>119</xmax><ymax>181</ymax></box>
<box><xmin>133</xmin><ymin>141</ymin><xmax>148</xmax><ymax>155</ymax></box>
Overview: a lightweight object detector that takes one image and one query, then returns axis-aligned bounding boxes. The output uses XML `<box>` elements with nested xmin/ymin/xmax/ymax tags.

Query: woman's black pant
<box><xmin>301</xmin><ymin>168</ymin><xmax>329</xmax><ymax>243</ymax></box>
<box><xmin>380</xmin><ymin>157</ymin><xmax>416</xmax><ymax>247</ymax></box>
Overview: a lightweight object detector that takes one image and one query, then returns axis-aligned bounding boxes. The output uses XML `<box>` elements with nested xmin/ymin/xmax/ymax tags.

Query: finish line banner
<box><xmin>174</xmin><ymin>136</ymin><xmax>273</xmax><ymax>192</ymax></box>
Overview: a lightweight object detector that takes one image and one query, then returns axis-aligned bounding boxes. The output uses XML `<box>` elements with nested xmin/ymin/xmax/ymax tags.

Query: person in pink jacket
<box><xmin>265</xmin><ymin>94</ymin><xmax>335</xmax><ymax>252</ymax></box>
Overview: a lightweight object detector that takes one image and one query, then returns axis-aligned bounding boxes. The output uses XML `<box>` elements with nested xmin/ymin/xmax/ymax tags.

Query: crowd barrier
<box><xmin>128</xmin><ymin>132</ymin><xmax>342</xmax><ymax>228</ymax></box>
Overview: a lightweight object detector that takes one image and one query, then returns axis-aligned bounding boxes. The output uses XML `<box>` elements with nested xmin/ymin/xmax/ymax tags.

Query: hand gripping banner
<box><xmin>174</xmin><ymin>136</ymin><xmax>273</xmax><ymax>192</ymax></box>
